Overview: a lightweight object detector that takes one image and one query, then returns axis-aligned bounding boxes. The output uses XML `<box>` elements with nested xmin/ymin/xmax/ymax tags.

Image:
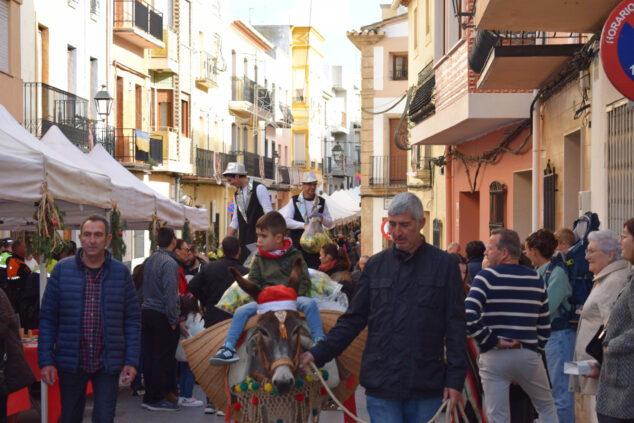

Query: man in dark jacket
<box><xmin>188</xmin><ymin>236</ymin><xmax>248</xmax><ymax>415</ymax></box>
<box><xmin>465</xmin><ymin>240</ymin><xmax>486</xmax><ymax>283</ymax></box>
<box><xmin>300</xmin><ymin>192</ymin><xmax>466</xmax><ymax>423</ymax></box>
<box><xmin>189</xmin><ymin>236</ymin><xmax>248</xmax><ymax>329</ymax></box>
<box><xmin>39</xmin><ymin>215</ymin><xmax>141</xmax><ymax>423</ymax></box>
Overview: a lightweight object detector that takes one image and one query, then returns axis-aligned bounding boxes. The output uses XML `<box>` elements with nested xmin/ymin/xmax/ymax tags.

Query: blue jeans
<box><xmin>545</xmin><ymin>328</ymin><xmax>576</xmax><ymax>423</ymax></box>
<box><xmin>58</xmin><ymin>369</ymin><xmax>120</xmax><ymax>423</ymax></box>
<box><xmin>365</xmin><ymin>395</ymin><xmax>442</xmax><ymax>423</ymax></box>
<box><xmin>179</xmin><ymin>362</ymin><xmax>195</xmax><ymax>398</ymax></box>
<box><xmin>225</xmin><ymin>297</ymin><xmax>325</xmax><ymax>349</ymax></box>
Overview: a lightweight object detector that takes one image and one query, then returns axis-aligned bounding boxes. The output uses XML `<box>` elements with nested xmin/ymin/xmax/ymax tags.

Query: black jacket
<box><xmin>188</xmin><ymin>257</ymin><xmax>249</xmax><ymax>328</ymax></box>
<box><xmin>310</xmin><ymin>238</ymin><xmax>466</xmax><ymax>399</ymax></box>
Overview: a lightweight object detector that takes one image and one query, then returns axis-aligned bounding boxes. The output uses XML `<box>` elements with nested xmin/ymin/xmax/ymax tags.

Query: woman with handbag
<box><xmin>570</xmin><ymin>230</ymin><xmax>629</xmax><ymax>423</ymax></box>
<box><xmin>0</xmin><ymin>288</ymin><xmax>36</xmax><ymax>422</ymax></box>
<box><xmin>594</xmin><ymin>218</ymin><xmax>634</xmax><ymax>423</ymax></box>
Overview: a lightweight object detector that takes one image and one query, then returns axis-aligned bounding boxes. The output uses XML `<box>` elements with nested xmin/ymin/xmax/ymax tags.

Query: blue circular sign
<box><xmin>601</xmin><ymin>0</ymin><xmax>634</xmax><ymax>100</ymax></box>
<box><xmin>227</xmin><ymin>202</ymin><xmax>235</xmax><ymax>214</ymax></box>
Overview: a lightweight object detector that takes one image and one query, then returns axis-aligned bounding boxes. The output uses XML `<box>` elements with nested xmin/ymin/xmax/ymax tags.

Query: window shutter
<box><xmin>0</xmin><ymin>0</ymin><xmax>9</xmax><ymax>74</ymax></box>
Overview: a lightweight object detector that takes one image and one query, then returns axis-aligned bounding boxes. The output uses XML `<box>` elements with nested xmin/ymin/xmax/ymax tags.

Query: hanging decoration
<box><xmin>30</xmin><ymin>182</ymin><xmax>65</xmax><ymax>261</ymax></box>
<box><xmin>148</xmin><ymin>215</ymin><xmax>165</xmax><ymax>253</ymax></box>
<box><xmin>182</xmin><ymin>219</ymin><xmax>193</xmax><ymax>244</ymax></box>
<box><xmin>109</xmin><ymin>203</ymin><xmax>128</xmax><ymax>261</ymax></box>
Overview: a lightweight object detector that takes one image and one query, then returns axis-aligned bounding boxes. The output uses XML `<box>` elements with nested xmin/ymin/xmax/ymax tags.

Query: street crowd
<box><xmin>0</xmin><ymin>163</ymin><xmax>632</xmax><ymax>423</ymax></box>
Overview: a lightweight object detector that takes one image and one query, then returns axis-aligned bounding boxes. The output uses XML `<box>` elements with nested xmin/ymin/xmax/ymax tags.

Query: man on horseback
<box><xmin>300</xmin><ymin>192</ymin><xmax>467</xmax><ymax>423</ymax></box>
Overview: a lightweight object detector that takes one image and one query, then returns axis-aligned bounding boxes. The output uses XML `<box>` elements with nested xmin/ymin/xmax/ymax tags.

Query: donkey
<box><xmin>229</xmin><ymin>258</ymin><xmax>312</xmax><ymax>395</ymax></box>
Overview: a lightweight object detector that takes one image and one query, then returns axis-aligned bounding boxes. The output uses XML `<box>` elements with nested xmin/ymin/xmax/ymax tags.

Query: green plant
<box><xmin>29</xmin><ymin>187</ymin><xmax>66</xmax><ymax>262</ymax></box>
<box><xmin>109</xmin><ymin>207</ymin><xmax>128</xmax><ymax>261</ymax></box>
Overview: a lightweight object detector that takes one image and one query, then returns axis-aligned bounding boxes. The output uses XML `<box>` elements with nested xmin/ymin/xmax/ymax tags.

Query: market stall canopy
<box><xmin>323</xmin><ymin>186</ymin><xmax>361</xmax><ymax>225</ymax></box>
<box><xmin>184</xmin><ymin>205</ymin><xmax>209</xmax><ymax>231</ymax></box>
<box><xmin>0</xmin><ymin>105</ymin><xmax>111</xmax><ymax>229</ymax></box>
<box><xmin>42</xmin><ymin>127</ymin><xmax>155</xmax><ymax>230</ymax></box>
<box><xmin>87</xmin><ymin>144</ymin><xmax>189</xmax><ymax>229</ymax></box>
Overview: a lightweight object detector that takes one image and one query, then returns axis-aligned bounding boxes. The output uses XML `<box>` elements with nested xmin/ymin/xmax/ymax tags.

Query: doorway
<box><xmin>459</xmin><ymin>191</ymin><xmax>480</xmax><ymax>246</ymax></box>
<box><xmin>513</xmin><ymin>170</ymin><xmax>532</xmax><ymax>242</ymax></box>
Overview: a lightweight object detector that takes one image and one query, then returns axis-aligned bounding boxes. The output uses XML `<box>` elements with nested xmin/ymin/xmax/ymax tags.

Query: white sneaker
<box><xmin>178</xmin><ymin>397</ymin><xmax>204</xmax><ymax>407</ymax></box>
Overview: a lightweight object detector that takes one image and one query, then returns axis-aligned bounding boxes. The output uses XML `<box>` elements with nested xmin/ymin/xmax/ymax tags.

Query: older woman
<box><xmin>570</xmin><ymin>230</ymin><xmax>629</xmax><ymax>423</ymax></box>
<box><xmin>595</xmin><ymin>218</ymin><xmax>634</xmax><ymax>423</ymax></box>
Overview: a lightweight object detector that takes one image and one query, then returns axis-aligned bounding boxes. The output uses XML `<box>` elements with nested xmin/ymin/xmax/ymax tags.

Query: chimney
<box><xmin>381</xmin><ymin>4</ymin><xmax>397</xmax><ymax>20</ymax></box>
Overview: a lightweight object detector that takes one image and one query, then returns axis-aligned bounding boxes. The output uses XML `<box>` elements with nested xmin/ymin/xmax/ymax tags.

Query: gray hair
<box><xmin>587</xmin><ymin>230</ymin><xmax>621</xmax><ymax>260</ymax></box>
<box><xmin>491</xmin><ymin>228</ymin><xmax>521</xmax><ymax>259</ymax></box>
<box><xmin>388</xmin><ymin>192</ymin><xmax>424</xmax><ymax>221</ymax></box>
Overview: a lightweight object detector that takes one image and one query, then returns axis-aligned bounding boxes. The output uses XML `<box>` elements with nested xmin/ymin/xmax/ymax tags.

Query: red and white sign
<box><xmin>381</xmin><ymin>218</ymin><xmax>391</xmax><ymax>240</ymax></box>
<box><xmin>601</xmin><ymin>0</ymin><xmax>634</xmax><ymax>100</ymax></box>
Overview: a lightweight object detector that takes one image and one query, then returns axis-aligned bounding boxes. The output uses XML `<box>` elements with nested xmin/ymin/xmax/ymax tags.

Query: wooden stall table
<box><xmin>21</xmin><ymin>341</ymin><xmax>92</xmax><ymax>422</ymax></box>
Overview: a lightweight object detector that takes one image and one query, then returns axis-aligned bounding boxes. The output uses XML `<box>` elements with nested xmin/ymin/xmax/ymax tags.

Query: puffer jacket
<box><xmin>38</xmin><ymin>249</ymin><xmax>141</xmax><ymax>374</ymax></box>
<box><xmin>310</xmin><ymin>238</ymin><xmax>466</xmax><ymax>399</ymax></box>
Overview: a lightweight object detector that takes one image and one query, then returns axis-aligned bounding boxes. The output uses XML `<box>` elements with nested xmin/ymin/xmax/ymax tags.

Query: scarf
<box><xmin>318</xmin><ymin>259</ymin><xmax>337</xmax><ymax>273</ymax></box>
<box><xmin>258</xmin><ymin>237</ymin><xmax>293</xmax><ymax>259</ymax></box>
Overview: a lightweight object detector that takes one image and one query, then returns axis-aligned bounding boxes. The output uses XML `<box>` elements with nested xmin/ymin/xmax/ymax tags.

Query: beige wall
<box><xmin>0</xmin><ymin>0</ymin><xmax>22</xmax><ymax>121</ymax></box>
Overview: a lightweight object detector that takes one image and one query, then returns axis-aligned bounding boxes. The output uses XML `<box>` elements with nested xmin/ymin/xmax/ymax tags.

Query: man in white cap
<box><xmin>223</xmin><ymin>162</ymin><xmax>273</xmax><ymax>264</ymax></box>
<box><xmin>279</xmin><ymin>171</ymin><xmax>333</xmax><ymax>269</ymax></box>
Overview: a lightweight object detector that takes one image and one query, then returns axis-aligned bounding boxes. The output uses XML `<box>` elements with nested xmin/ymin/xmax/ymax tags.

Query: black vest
<box><xmin>235</xmin><ymin>180</ymin><xmax>265</xmax><ymax>248</ymax></box>
<box><xmin>289</xmin><ymin>194</ymin><xmax>325</xmax><ymax>269</ymax></box>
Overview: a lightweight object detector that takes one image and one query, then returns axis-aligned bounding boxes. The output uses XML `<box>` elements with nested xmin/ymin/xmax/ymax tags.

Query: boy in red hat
<box><xmin>210</xmin><ymin>211</ymin><xmax>325</xmax><ymax>365</ymax></box>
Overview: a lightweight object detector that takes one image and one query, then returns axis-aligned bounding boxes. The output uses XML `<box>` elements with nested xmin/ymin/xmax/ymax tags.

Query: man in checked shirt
<box><xmin>39</xmin><ymin>215</ymin><xmax>141</xmax><ymax>423</ymax></box>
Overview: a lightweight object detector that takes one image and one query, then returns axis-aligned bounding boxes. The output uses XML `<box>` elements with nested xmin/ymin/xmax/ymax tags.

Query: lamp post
<box><xmin>94</xmin><ymin>85</ymin><xmax>113</xmax><ymax>122</ymax></box>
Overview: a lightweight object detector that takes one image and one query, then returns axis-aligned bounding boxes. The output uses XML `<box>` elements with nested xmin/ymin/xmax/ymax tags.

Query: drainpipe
<box><xmin>445</xmin><ymin>145</ymin><xmax>452</xmax><ymax>247</ymax></box>
<box><xmin>532</xmin><ymin>90</ymin><xmax>540</xmax><ymax>231</ymax></box>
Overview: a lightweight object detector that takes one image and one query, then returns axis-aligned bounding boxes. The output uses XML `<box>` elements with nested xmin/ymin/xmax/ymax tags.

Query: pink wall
<box><xmin>447</xmin><ymin>124</ymin><xmax>532</xmax><ymax>247</ymax></box>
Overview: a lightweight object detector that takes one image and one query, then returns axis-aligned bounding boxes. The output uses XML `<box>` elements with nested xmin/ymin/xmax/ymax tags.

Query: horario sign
<box><xmin>601</xmin><ymin>0</ymin><xmax>634</xmax><ymax>100</ymax></box>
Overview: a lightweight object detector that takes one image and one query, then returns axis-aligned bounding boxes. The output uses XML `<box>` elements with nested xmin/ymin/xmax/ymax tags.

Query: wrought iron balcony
<box><xmin>263</xmin><ymin>156</ymin><xmax>275</xmax><ymax>179</ymax></box>
<box><xmin>242</xmin><ymin>151</ymin><xmax>260</xmax><ymax>177</ymax></box>
<box><xmin>292</xmin><ymin>160</ymin><xmax>306</xmax><ymax>168</ymax></box>
<box><xmin>257</xmin><ymin>87</ymin><xmax>273</xmax><ymax>113</ymax></box>
<box><xmin>196</xmin><ymin>52</ymin><xmax>218</xmax><ymax>89</ymax></box>
<box><xmin>278</xmin><ymin>165</ymin><xmax>291</xmax><ymax>184</ymax></box>
<box><xmin>113</xmin><ymin>0</ymin><xmax>164</xmax><ymax>48</ymax></box>
<box><xmin>369</xmin><ymin>155</ymin><xmax>407</xmax><ymax>188</ymax></box>
<box><xmin>195</xmin><ymin>147</ymin><xmax>215</xmax><ymax>178</ymax></box>
<box><xmin>276</xmin><ymin>103</ymin><xmax>294</xmax><ymax>127</ymax></box>
<box><xmin>115</xmin><ymin>128</ymin><xmax>163</xmax><ymax>165</ymax></box>
<box><xmin>23</xmin><ymin>82</ymin><xmax>94</xmax><ymax>150</ymax></box>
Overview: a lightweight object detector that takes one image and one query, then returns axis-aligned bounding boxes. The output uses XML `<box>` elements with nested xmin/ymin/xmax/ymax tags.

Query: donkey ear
<box><xmin>230</xmin><ymin>267</ymin><xmax>261</xmax><ymax>301</ymax></box>
<box><xmin>287</xmin><ymin>258</ymin><xmax>304</xmax><ymax>294</ymax></box>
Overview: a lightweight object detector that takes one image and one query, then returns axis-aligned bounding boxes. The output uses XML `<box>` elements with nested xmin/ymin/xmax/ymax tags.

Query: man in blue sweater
<box><xmin>39</xmin><ymin>215</ymin><xmax>140</xmax><ymax>423</ymax></box>
<box><xmin>465</xmin><ymin>229</ymin><xmax>558</xmax><ymax>423</ymax></box>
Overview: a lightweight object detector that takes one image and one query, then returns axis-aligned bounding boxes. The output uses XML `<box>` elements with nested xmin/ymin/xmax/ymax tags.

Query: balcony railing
<box><xmin>115</xmin><ymin>128</ymin><xmax>163</xmax><ymax>164</ymax></box>
<box><xmin>278</xmin><ymin>165</ymin><xmax>291</xmax><ymax>184</ymax></box>
<box><xmin>263</xmin><ymin>157</ymin><xmax>275</xmax><ymax>179</ymax></box>
<box><xmin>241</xmin><ymin>151</ymin><xmax>260</xmax><ymax>177</ymax></box>
<box><xmin>219</xmin><ymin>152</ymin><xmax>236</xmax><ymax>175</ymax></box>
<box><xmin>196</xmin><ymin>52</ymin><xmax>218</xmax><ymax>88</ymax></box>
<box><xmin>195</xmin><ymin>147</ymin><xmax>214</xmax><ymax>178</ymax></box>
<box><xmin>90</xmin><ymin>0</ymin><xmax>100</xmax><ymax>15</ymax></box>
<box><xmin>370</xmin><ymin>155</ymin><xmax>407</xmax><ymax>188</ymax></box>
<box><xmin>94</xmin><ymin>126</ymin><xmax>116</xmax><ymax>156</ymax></box>
<box><xmin>23</xmin><ymin>82</ymin><xmax>93</xmax><ymax>150</ymax></box>
<box><xmin>114</xmin><ymin>0</ymin><xmax>163</xmax><ymax>43</ymax></box>
<box><xmin>257</xmin><ymin>88</ymin><xmax>273</xmax><ymax>113</ymax></box>
<box><xmin>292</xmin><ymin>160</ymin><xmax>306</xmax><ymax>167</ymax></box>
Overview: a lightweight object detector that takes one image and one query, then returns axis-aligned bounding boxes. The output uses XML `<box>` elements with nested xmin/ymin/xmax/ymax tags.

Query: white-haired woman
<box><xmin>570</xmin><ymin>230</ymin><xmax>630</xmax><ymax>423</ymax></box>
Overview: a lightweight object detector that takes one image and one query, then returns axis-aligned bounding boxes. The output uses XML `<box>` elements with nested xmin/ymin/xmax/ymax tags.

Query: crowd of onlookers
<box><xmin>450</xmin><ymin>218</ymin><xmax>634</xmax><ymax>423</ymax></box>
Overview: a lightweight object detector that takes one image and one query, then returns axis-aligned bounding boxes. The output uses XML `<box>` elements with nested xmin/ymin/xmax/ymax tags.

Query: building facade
<box><xmin>349</xmin><ymin>6</ymin><xmax>409</xmax><ymax>255</ymax></box>
<box><xmin>1</xmin><ymin>0</ymin><xmax>23</xmax><ymax>122</ymax></box>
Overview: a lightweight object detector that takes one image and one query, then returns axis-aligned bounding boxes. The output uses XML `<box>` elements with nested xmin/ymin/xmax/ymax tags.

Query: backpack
<box><xmin>543</xmin><ymin>253</ymin><xmax>575</xmax><ymax>331</ymax></box>
<box><xmin>565</xmin><ymin>212</ymin><xmax>601</xmax><ymax>312</ymax></box>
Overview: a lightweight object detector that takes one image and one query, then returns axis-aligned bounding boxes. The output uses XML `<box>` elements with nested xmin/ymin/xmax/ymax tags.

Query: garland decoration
<box><xmin>30</xmin><ymin>183</ymin><xmax>65</xmax><ymax>261</ymax></box>
<box><xmin>182</xmin><ymin>219</ymin><xmax>193</xmax><ymax>244</ymax></box>
<box><xmin>109</xmin><ymin>203</ymin><xmax>127</xmax><ymax>261</ymax></box>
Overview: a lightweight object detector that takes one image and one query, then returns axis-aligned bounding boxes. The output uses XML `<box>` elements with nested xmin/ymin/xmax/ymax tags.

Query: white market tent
<box><xmin>184</xmin><ymin>205</ymin><xmax>209</xmax><ymax>231</ymax></box>
<box><xmin>323</xmin><ymin>186</ymin><xmax>361</xmax><ymax>225</ymax></box>
<box><xmin>0</xmin><ymin>105</ymin><xmax>112</xmax><ymax>229</ymax></box>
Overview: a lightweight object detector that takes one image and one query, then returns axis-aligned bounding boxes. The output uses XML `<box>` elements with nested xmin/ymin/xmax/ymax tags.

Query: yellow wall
<box><xmin>408</xmin><ymin>0</ymin><xmax>434</xmax><ymax>87</ymax></box>
<box><xmin>0</xmin><ymin>0</ymin><xmax>23</xmax><ymax>122</ymax></box>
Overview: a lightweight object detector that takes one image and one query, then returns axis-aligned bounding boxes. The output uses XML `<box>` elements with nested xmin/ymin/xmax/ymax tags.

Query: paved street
<box><xmin>108</xmin><ymin>385</ymin><xmax>369</xmax><ymax>423</ymax></box>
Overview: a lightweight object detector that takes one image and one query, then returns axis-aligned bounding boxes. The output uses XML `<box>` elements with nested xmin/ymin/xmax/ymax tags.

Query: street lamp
<box><xmin>94</xmin><ymin>85</ymin><xmax>113</xmax><ymax>121</ymax></box>
<box><xmin>331</xmin><ymin>142</ymin><xmax>344</xmax><ymax>165</ymax></box>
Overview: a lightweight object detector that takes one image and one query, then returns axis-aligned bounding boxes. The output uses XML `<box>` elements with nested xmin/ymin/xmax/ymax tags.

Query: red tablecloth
<box><xmin>9</xmin><ymin>343</ymin><xmax>93</xmax><ymax>422</ymax></box>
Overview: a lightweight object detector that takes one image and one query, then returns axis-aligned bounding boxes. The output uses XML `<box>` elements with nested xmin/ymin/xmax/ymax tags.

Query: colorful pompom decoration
<box><xmin>296</xmin><ymin>393</ymin><xmax>305</xmax><ymax>402</ymax></box>
<box><xmin>233</xmin><ymin>403</ymin><xmax>241</xmax><ymax>411</ymax></box>
<box><xmin>264</xmin><ymin>383</ymin><xmax>273</xmax><ymax>392</ymax></box>
<box><xmin>320</xmin><ymin>386</ymin><xmax>327</xmax><ymax>395</ymax></box>
<box><xmin>295</xmin><ymin>378</ymin><xmax>304</xmax><ymax>388</ymax></box>
<box><xmin>251</xmin><ymin>382</ymin><xmax>259</xmax><ymax>390</ymax></box>
<box><xmin>252</xmin><ymin>396</ymin><xmax>260</xmax><ymax>405</ymax></box>
<box><xmin>321</xmin><ymin>370</ymin><xmax>329</xmax><ymax>381</ymax></box>
<box><xmin>234</xmin><ymin>384</ymin><xmax>242</xmax><ymax>393</ymax></box>
<box><xmin>313</xmin><ymin>408</ymin><xmax>319</xmax><ymax>416</ymax></box>
<box><xmin>276</xmin><ymin>420</ymin><xmax>284</xmax><ymax>423</ymax></box>
<box><xmin>240</xmin><ymin>382</ymin><xmax>248</xmax><ymax>391</ymax></box>
<box><xmin>305</xmin><ymin>374</ymin><xmax>313</xmax><ymax>382</ymax></box>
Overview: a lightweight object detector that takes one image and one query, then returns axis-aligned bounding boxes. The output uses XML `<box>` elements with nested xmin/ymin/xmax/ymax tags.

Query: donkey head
<box><xmin>228</xmin><ymin>258</ymin><xmax>307</xmax><ymax>394</ymax></box>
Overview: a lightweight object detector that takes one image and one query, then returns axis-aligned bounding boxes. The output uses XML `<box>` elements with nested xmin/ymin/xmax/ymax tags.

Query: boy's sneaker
<box><xmin>216</xmin><ymin>409</ymin><xmax>225</xmax><ymax>417</ymax></box>
<box><xmin>178</xmin><ymin>397</ymin><xmax>204</xmax><ymax>407</ymax></box>
<box><xmin>204</xmin><ymin>402</ymin><xmax>218</xmax><ymax>414</ymax></box>
<box><xmin>142</xmin><ymin>399</ymin><xmax>180</xmax><ymax>411</ymax></box>
<box><xmin>209</xmin><ymin>345</ymin><xmax>239</xmax><ymax>365</ymax></box>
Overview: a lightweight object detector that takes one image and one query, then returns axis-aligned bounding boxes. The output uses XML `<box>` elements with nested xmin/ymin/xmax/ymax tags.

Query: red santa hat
<box><xmin>256</xmin><ymin>285</ymin><xmax>298</xmax><ymax>314</ymax></box>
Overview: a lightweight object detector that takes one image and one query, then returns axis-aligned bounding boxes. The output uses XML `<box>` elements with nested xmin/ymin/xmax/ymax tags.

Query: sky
<box><xmin>228</xmin><ymin>0</ymin><xmax>393</xmax><ymax>72</ymax></box>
